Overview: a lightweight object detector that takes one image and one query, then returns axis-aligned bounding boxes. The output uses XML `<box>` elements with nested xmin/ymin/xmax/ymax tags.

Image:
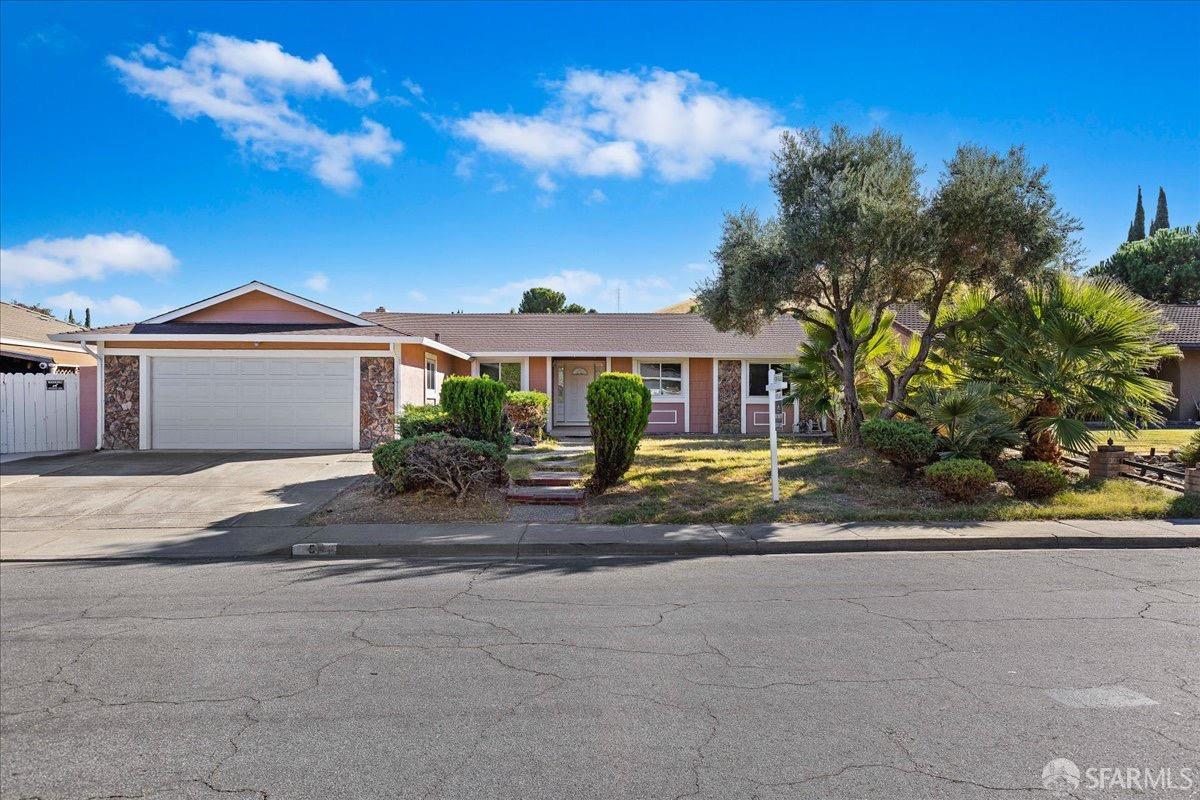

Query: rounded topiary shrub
<box><xmin>505</xmin><ymin>391</ymin><xmax>550</xmax><ymax>439</ymax></box>
<box><xmin>440</xmin><ymin>376</ymin><xmax>509</xmax><ymax>445</ymax></box>
<box><xmin>395</xmin><ymin>404</ymin><xmax>454</xmax><ymax>439</ymax></box>
<box><xmin>1002</xmin><ymin>459</ymin><xmax>1069</xmax><ymax>499</ymax></box>
<box><xmin>860</xmin><ymin>418</ymin><xmax>937</xmax><ymax>473</ymax></box>
<box><xmin>586</xmin><ymin>372</ymin><xmax>652</xmax><ymax>493</ymax></box>
<box><xmin>924</xmin><ymin>458</ymin><xmax>995</xmax><ymax>502</ymax></box>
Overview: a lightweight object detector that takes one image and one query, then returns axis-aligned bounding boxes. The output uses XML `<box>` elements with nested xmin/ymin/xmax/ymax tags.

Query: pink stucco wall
<box><xmin>176</xmin><ymin>291</ymin><xmax>343</xmax><ymax>324</ymax></box>
<box><xmin>744</xmin><ymin>401</ymin><xmax>796</xmax><ymax>434</ymax></box>
<box><xmin>78</xmin><ymin>365</ymin><xmax>97</xmax><ymax>450</ymax></box>
<box><xmin>646</xmin><ymin>401</ymin><xmax>687</xmax><ymax>434</ymax></box>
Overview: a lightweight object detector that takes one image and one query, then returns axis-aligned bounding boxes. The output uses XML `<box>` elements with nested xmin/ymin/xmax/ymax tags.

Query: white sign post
<box><xmin>765</xmin><ymin>368</ymin><xmax>789</xmax><ymax>503</ymax></box>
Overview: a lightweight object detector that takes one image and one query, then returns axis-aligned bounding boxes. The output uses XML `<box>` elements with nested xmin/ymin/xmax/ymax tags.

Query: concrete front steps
<box><xmin>507</xmin><ymin>470</ymin><xmax>585</xmax><ymax>505</ymax></box>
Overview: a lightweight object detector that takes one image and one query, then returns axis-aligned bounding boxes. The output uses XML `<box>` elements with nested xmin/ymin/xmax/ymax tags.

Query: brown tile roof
<box><xmin>1158</xmin><ymin>305</ymin><xmax>1200</xmax><ymax>347</ymax></box>
<box><xmin>57</xmin><ymin>321</ymin><xmax>411</xmax><ymax>338</ymax></box>
<box><xmin>0</xmin><ymin>301</ymin><xmax>85</xmax><ymax>344</ymax></box>
<box><xmin>361</xmin><ymin>311</ymin><xmax>807</xmax><ymax>356</ymax></box>
<box><xmin>891</xmin><ymin>303</ymin><xmax>928</xmax><ymax>334</ymax></box>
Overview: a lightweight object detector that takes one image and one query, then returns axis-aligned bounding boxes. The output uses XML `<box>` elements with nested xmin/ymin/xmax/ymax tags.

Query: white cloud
<box><xmin>0</xmin><ymin>232</ymin><xmax>177</xmax><ymax>289</ymax></box>
<box><xmin>462</xmin><ymin>269</ymin><xmax>604</xmax><ymax>307</ymax></box>
<box><xmin>407</xmin><ymin>289</ymin><xmax>428</xmax><ymax>302</ymax></box>
<box><xmin>454</xmin><ymin>68</ymin><xmax>787</xmax><ymax>184</ymax></box>
<box><xmin>303</xmin><ymin>272</ymin><xmax>329</xmax><ymax>292</ymax></box>
<box><xmin>461</xmin><ymin>268</ymin><xmax>673</xmax><ymax>312</ymax></box>
<box><xmin>44</xmin><ymin>291</ymin><xmax>163</xmax><ymax>324</ymax></box>
<box><xmin>585</xmin><ymin>188</ymin><xmax>608</xmax><ymax>204</ymax></box>
<box><xmin>453</xmin><ymin>153</ymin><xmax>475</xmax><ymax>179</ymax></box>
<box><xmin>684</xmin><ymin>261</ymin><xmax>709</xmax><ymax>272</ymax></box>
<box><xmin>401</xmin><ymin>78</ymin><xmax>424</xmax><ymax>101</ymax></box>
<box><xmin>108</xmin><ymin>33</ymin><xmax>401</xmax><ymax>191</ymax></box>
<box><xmin>535</xmin><ymin>173</ymin><xmax>558</xmax><ymax>193</ymax></box>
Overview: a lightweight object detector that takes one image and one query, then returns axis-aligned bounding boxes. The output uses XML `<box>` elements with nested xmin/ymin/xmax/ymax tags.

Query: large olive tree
<box><xmin>695</xmin><ymin>126</ymin><xmax>1076</xmax><ymax>444</ymax></box>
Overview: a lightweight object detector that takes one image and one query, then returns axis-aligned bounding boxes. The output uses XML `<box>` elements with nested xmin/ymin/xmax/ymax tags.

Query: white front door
<box><xmin>554</xmin><ymin>359</ymin><xmax>603</xmax><ymax>425</ymax></box>
<box><xmin>150</xmin><ymin>356</ymin><xmax>355</xmax><ymax>449</ymax></box>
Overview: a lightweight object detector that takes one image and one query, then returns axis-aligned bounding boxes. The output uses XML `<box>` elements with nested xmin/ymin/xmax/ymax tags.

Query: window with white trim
<box><xmin>748</xmin><ymin>363</ymin><xmax>789</xmax><ymax>397</ymax></box>
<box><xmin>425</xmin><ymin>355</ymin><xmax>438</xmax><ymax>393</ymax></box>
<box><xmin>479</xmin><ymin>361</ymin><xmax>521</xmax><ymax>391</ymax></box>
<box><xmin>638</xmin><ymin>361</ymin><xmax>683</xmax><ymax>396</ymax></box>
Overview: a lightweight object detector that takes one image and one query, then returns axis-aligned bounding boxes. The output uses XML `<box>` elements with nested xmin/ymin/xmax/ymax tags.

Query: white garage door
<box><xmin>151</xmin><ymin>357</ymin><xmax>354</xmax><ymax>449</ymax></box>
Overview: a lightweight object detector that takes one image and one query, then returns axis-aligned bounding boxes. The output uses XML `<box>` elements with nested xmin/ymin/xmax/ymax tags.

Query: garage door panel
<box><xmin>151</xmin><ymin>357</ymin><xmax>354</xmax><ymax>450</ymax></box>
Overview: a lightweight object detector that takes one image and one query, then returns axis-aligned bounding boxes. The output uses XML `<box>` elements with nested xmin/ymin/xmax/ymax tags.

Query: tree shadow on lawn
<box><xmin>585</xmin><ymin>444</ymin><xmax>1198</xmax><ymax>524</ymax></box>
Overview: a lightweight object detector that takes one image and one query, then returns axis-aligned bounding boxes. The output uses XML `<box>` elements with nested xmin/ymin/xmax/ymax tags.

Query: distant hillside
<box><xmin>655</xmin><ymin>298</ymin><xmax>697</xmax><ymax>313</ymax></box>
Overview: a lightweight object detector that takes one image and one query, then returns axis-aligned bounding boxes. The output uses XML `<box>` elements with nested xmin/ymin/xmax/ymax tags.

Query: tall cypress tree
<box><xmin>1149</xmin><ymin>186</ymin><xmax>1170</xmax><ymax>235</ymax></box>
<box><xmin>1127</xmin><ymin>185</ymin><xmax>1146</xmax><ymax>241</ymax></box>
<box><xmin>83</xmin><ymin>308</ymin><xmax>91</xmax><ymax>328</ymax></box>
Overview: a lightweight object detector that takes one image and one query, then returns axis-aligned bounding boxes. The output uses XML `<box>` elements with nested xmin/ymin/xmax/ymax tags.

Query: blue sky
<box><xmin>2</xmin><ymin>1</ymin><xmax>1198</xmax><ymax>325</ymax></box>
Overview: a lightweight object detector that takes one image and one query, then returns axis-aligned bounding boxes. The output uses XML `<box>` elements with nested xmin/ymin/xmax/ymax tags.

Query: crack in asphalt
<box><xmin>4</xmin><ymin>553</ymin><xmax>1198</xmax><ymax>800</ymax></box>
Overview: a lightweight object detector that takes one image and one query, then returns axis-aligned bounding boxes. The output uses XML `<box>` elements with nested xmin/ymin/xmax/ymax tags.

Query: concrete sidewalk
<box><xmin>2</xmin><ymin>518</ymin><xmax>1196</xmax><ymax>560</ymax></box>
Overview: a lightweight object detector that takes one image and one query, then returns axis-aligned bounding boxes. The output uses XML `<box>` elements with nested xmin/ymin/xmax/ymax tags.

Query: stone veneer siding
<box><xmin>359</xmin><ymin>356</ymin><xmax>396</xmax><ymax>449</ymax></box>
<box><xmin>103</xmin><ymin>355</ymin><xmax>140</xmax><ymax>449</ymax></box>
<box><xmin>717</xmin><ymin>360</ymin><xmax>741</xmax><ymax>434</ymax></box>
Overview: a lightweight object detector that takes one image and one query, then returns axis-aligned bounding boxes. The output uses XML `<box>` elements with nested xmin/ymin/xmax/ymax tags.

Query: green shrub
<box><xmin>400</xmin><ymin>433</ymin><xmax>507</xmax><ymax>501</ymax></box>
<box><xmin>441</xmin><ymin>376</ymin><xmax>509</xmax><ymax>445</ymax></box>
<box><xmin>395</xmin><ymin>404</ymin><xmax>454</xmax><ymax>439</ymax></box>
<box><xmin>505</xmin><ymin>391</ymin><xmax>550</xmax><ymax>439</ymax></box>
<box><xmin>924</xmin><ymin>458</ymin><xmax>996</xmax><ymax>502</ymax></box>
<box><xmin>1177</xmin><ymin>429</ymin><xmax>1200</xmax><ymax>467</ymax></box>
<box><xmin>1002</xmin><ymin>459</ymin><xmax>1069</xmax><ymax>499</ymax></box>
<box><xmin>586</xmin><ymin>372</ymin><xmax>652</xmax><ymax>492</ymax></box>
<box><xmin>860</xmin><ymin>418</ymin><xmax>937</xmax><ymax>472</ymax></box>
<box><xmin>372</xmin><ymin>439</ymin><xmax>414</xmax><ymax>492</ymax></box>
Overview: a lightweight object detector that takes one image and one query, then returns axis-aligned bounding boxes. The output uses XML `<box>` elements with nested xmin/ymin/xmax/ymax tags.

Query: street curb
<box><xmin>294</xmin><ymin>534</ymin><xmax>1200</xmax><ymax>559</ymax></box>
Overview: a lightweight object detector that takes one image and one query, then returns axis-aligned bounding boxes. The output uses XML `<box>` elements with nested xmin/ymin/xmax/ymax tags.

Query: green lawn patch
<box><xmin>578</xmin><ymin>437</ymin><xmax>1197</xmax><ymax>524</ymax></box>
<box><xmin>1092</xmin><ymin>427</ymin><xmax>1196</xmax><ymax>452</ymax></box>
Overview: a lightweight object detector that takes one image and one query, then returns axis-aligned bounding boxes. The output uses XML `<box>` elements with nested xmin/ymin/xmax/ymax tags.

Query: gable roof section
<box><xmin>0</xmin><ymin>301</ymin><xmax>88</xmax><ymax>352</ymax></box>
<box><xmin>361</xmin><ymin>311</ymin><xmax>807</xmax><ymax>357</ymax></box>
<box><xmin>144</xmin><ymin>281</ymin><xmax>373</xmax><ymax>327</ymax></box>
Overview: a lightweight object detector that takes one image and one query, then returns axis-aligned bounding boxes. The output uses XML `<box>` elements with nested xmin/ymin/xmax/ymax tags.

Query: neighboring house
<box><xmin>53</xmin><ymin>281</ymin><xmax>813</xmax><ymax>451</ymax></box>
<box><xmin>892</xmin><ymin>302</ymin><xmax>1200</xmax><ymax>423</ymax></box>
<box><xmin>1155</xmin><ymin>305</ymin><xmax>1200</xmax><ymax>422</ymax></box>
<box><xmin>0</xmin><ymin>301</ymin><xmax>96</xmax><ymax>374</ymax></box>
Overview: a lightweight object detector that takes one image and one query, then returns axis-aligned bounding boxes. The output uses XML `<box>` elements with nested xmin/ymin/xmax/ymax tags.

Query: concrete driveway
<box><xmin>0</xmin><ymin>450</ymin><xmax>370</xmax><ymax>559</ymax></box>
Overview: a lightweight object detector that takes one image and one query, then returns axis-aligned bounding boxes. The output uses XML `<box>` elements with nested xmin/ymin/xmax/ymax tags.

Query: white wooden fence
<box><xmin>0</xmin><ymin>372</ymin><xmax>80</xmax><ymax>454</ymax></box>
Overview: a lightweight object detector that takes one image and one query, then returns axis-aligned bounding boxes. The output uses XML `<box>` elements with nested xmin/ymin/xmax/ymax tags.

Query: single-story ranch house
<box><xmin>53</xmin><ymin>282</ymin><xmax>1200</xmax><ymax>452</ymax></box>
<box><xmin>54</xmin><ymin>281</ymin><xmax>823</xmax><ymax>451</ymax></box>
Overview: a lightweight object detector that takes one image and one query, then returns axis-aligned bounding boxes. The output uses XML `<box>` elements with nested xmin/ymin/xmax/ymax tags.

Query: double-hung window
<box><xmin>638</xmin><ymin>362</ymin><xmax>683</xmax><ymax>396</ymax></box>
<box><xmin>748</xmin><ymin>363</ymin><xmax>789</xmax><ymax>397</ymax></box>
<box><xmin>478</xmin><ymin>361</ymin><xmax>522</xmax><ymax>391</ymax></box>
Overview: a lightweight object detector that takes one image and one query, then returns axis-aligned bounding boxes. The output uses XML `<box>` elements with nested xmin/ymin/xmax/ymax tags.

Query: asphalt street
<box><xmin>2</xmin><ymin>550</ymin><xmax>1197</xmax><ymax>799</ymax></box>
